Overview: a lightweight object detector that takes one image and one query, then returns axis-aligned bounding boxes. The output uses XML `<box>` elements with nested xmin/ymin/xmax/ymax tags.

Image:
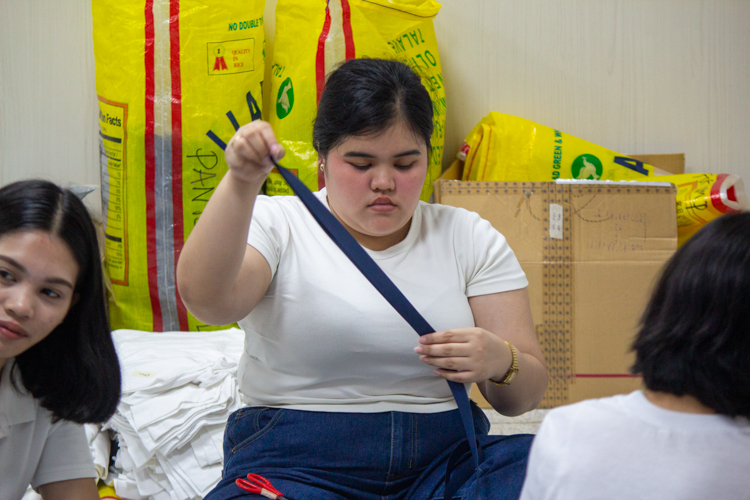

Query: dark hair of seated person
<box><xmin>0</xmin><ymin>179</ymin><xmax>121</xmax><ymax>423</ymax></box>
<box><xmin>631</xmin><ymin>212</ymin><xmax>750</xmax><ymax>418</ymax></box>
<box><xmin>313</xmin><ymin>57</ymin><xmax>434</xmax><ymax>158</ymax></box>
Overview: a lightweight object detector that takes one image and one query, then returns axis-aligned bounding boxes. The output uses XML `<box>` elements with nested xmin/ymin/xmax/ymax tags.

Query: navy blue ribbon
<box><xmin>267</xmin><ymin>156</ymin><xmax>483</xmax><ymax>497</ymax></box>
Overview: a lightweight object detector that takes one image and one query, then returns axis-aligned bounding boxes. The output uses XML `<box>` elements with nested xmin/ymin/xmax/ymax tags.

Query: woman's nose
<box><xmin>4</xmin><ymin>286</ymin><xmax>35</xmax><ymax>320</ymax></box>
<box><xmin>370</xmin><ymin>166</ymin><xmax>396</xmax><ymax>191</ymax></box>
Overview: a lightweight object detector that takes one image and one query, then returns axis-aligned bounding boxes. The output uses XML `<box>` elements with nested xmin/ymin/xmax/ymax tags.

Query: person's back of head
<box><xmin>631</xmin><ymin>212</ymin><xmax>750</xmax><ymax>418</ymax></box>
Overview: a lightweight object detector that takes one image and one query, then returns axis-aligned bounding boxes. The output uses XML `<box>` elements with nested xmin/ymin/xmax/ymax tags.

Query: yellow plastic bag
<box><xmin>655</xmin><ymin>173</ymin><xmax>749</xmax><ymax>246</ymax></box>
<box><xmin>460</xmin><ymin>112</ymin><xmax>659</xmax><ymax>182</ymax></box>
<box><xmin>267</xmin><ymin>0</ymin><xmax>445</xmax><ymax>201</ymax></box>
<box><xmin>92</xmin><ymin>0</ymin><xmax>265</xmax><ymax>332</ymax></box>
<box><xmin>98</xmin><ymin>483</ymin><xmax>121</xmax><ymax>499</ymax></box>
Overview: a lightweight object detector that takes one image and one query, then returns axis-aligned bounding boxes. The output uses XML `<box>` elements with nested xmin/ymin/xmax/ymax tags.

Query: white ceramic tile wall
<box><xmin>2</xmin><ymin>1</ymin><xmax>748</xmax><ymax>192</ymax></box>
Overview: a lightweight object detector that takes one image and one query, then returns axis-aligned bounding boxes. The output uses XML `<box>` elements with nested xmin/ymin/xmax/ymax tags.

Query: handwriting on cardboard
<box><xmin>583</xmin><ymin>209</ymin><xmax>647</xmax><ymax>254</ymax></box>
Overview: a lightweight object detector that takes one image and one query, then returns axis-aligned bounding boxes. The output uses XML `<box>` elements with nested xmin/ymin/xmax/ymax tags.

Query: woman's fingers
<box><xmin>225</xmin><ymin>120</ymin><xmax>285</xmax><ymax>183</ymax></box>
<box><xmin>416</xmin><ymin>328</ymin><xmax>506</xmax><ymax>383</ymax></box>
<box><xmin>432</xmin><ymin>368</ymin><xmax>477</xmax><ymax>384</ymax></box>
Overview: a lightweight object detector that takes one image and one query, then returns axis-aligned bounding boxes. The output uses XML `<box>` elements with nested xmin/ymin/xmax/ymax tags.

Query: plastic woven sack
<box><xmin>92</xmin><ymin>0</ymin><xmax>265</xmax><ymax>331</ymax></box>
<box><xmin>656</xmin><ymin>173</ymin><xmax>749</xmax><ymax>246</ymax></box>
<box><xmin>266</xmin><ymin>0</ymin><xmax>445</xmax><ymax>201</ymax></box>
<box><xmin>460</xmin><ymin>112</ymin><xmax>660</xmax><ymax>182</ymax></box>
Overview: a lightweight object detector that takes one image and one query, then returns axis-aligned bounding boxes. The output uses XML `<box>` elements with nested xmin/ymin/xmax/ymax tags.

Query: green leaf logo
<box><xmin>276</xmin><ymin>78</ymin><xmax>294</xmax><ymax>119</ymax></box>
<box><xmin>571</xmin><ymin>154</ymin><xmax>603</xmax><ymax>180</ymax></box>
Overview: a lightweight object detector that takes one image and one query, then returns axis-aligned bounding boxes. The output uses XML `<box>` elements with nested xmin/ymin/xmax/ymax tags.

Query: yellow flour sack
<box><xmin>92</xmin><ymin>0</ymin><xmax>265</xmax><ymax>331</ymax></box>
<box><xmin>655</xmin><ymin>173</ymin><xmax>749</xmax><ymax>246</ymax></box>
<box><xmin>267</xmin><ymin>0</ymin><xmax>445</xmax><ymax>201</ymax></box>
<box><xmin>460</xmin><ymin>112</ymin><xmax>659</xmax><ymax>182</ymax></box>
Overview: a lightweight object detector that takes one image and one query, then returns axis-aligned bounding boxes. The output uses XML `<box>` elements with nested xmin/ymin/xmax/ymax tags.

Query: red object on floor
<box><xmin>235</xmin><ymin>473</ymin><xmax>291</xmax><ymax>499</ymax></box>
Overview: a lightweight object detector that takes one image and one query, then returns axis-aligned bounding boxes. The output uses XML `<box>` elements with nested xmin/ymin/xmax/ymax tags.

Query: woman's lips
<box><xmin>369</xmin><ymin>197</ymin><xmax>396</xmax><ymax>212</ymax></box>
<box><xmin>0</xmin><ymin>321</ymin><xmax>28</xmax><ymax>341</ymax></box>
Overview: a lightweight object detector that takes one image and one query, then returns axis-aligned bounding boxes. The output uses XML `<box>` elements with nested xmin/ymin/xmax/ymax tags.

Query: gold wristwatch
<box><xmin>490</xmin><ymin>341</ymin><xmax>519</xmax><ymax>386</ymax></box>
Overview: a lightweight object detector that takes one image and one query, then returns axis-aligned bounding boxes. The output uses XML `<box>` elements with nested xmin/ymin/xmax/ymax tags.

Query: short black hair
<box><xmin>631</xmin><ymin>212</ymin><xmax>750</xmax><ymax>418</ymax></box>
<box><xmin>0</xmin><ymin>179</ymin><xmax>121</xmax><ymax>423</ymax></box>
<box><xmin>313</xmin><ymin>58</ymin><xmax>433</xmax><ymax>157</ymax></box>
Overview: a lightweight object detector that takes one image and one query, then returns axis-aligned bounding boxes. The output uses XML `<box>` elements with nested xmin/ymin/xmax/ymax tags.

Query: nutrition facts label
<box><xmin>98</xmin><ymin>97</ymin><xmax>128</xmax><ymax>285</ymax></box>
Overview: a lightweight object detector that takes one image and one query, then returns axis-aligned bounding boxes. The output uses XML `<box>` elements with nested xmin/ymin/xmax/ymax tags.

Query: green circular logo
<box><xmin>276</xmin><ymin>77</ymin><xmax>294</xmax><ymax>119</ymax></box>
<box><xmin>571</xmin><ymin>154</ymin><xmax>603</xmax><ymax>180</ymax></box>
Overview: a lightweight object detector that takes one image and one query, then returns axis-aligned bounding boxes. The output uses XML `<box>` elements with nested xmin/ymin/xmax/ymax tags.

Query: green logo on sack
<box><xmin>276</xmin><ymin>77</ymin><xmax>294</xmax><ymax>119</ymax></box>
<box><xmin>571</xmin><ymin>154</ymin><xmax>603</xmax><ymax>180</ymax></box>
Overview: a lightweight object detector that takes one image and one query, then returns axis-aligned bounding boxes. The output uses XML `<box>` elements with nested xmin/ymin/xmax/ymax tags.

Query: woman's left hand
<box><xmin>414</xmin><ymin>328</ymin><xmax>511</xmax><ymax>384</ymax></box>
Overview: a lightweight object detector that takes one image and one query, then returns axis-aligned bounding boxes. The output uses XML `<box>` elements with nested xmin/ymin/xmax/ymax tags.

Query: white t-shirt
<box><xmin>519</xmin><ymin>390</ymin><xmax>750</xmax><ymax>500</ymax></box>
<box><xmin>238</xmin><ymin>189</ymin><xmax>528</xmax><ymax>413</ymax></box>
<box><xmin>0</xmin><ymin>361</ymin><xmax>96</xmax><ymax>499</ymax></box>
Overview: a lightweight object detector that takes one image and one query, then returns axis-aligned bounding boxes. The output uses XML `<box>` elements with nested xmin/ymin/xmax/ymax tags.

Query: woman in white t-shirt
<box><xmin>177</xmin><ymin>58</ymin><xmax>548</xmax><ymax>500</ymax></box>
<box><xmin>0</xmin><ymin>180</ymin><xmax>121</xmax><ymax>499</ymax></box>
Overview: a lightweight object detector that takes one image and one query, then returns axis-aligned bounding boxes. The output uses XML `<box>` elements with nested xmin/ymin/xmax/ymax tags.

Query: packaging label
<box><xmin>207</xmin><ymin>38</ymin><xmax>255</xmax><ymax>75</ymax></box>
<box><xmin>98</xmin><ymin>97</ymin><xmax>128</xmax><ymax>285</ymax></box>
<box><xmin>549</xmin><ymin>203</ymin><xmax>563</xmax><ymax>239</ymax></box>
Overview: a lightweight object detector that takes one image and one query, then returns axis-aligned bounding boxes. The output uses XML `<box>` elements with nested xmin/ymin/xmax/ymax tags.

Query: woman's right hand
<box><xmin>225</xmin><ymin>120</ymin><xmax>285</xmax><ymax>185</ymax></box>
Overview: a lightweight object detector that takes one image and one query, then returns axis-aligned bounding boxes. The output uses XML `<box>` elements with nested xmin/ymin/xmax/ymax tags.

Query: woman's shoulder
<box><xmin>419</xmin><ymin>201</ymin><xmax>483</xmax><ymax>228</ymax></box>
<box><xmin>0</xmin><ymin>361</ymin><xmax>46</xmax><ymax>425</ymax></box>
<box><xmin>254</xmin><ymin>192</ymin><xmax>321</xmax><ymax>219</ymax></box>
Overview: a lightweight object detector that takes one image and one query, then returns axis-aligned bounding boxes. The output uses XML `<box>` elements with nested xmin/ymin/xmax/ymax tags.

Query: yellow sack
<box><xmin>461</xmin><ymin>112</ymin><xmax>659</xmax><ymax>182</ymax></box>
<box><xmin>92</xmin><ymin>0</ymin><xmax>265</xmax><ymax>332</ymax></box>
<box><xmin>655</xmin><ymin>173</ymin><xmax>749</xmax><ymax>246</ymax></box>
<box><xmin>98</xmin><ymin>483</ymin><xmax>121</xmax><ymax>499</ymax></box>
<box><xmin>267</xmin><ymin>0</ymin><xmax>445</xmax><ymax>201</ymax></box>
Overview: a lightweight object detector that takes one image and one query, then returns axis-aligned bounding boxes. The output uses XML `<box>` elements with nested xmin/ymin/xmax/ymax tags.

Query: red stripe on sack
<box><xmin>727</xmin><ymin>185</ymin><xmax>737</xmax><ymax>203</ymax></box>
<box><xmin>574</xmin><ymin>374</ymin><xmax>641</xmax><ymax>378</ymax></box>
<box><xmin>169</xmin><ymin>0</ymin><xmax>189</xmax><ymax>331</ymax></box>
<box><xmin>315</xmin><ymin>4</ymin><xmax>332</xmax><ymax>106</ymax></box>
<box><xmin>144</xmin><ymin>0</ymin><xmax>163</xmax><ymax>331</ymax></box>
<box><xmin>341</xmin><ymin>0</ymin><xmax>355</xmax><ymax>60</ymax></box>
<box><xmin>315</xmin><ymin>4</ymin><xmax>333</xmax><ymax>189</ymax></box>
<box><xmin>710</xmin><ymin>173</ymin><xmax>733</xmax><ymax>214</ymax></box>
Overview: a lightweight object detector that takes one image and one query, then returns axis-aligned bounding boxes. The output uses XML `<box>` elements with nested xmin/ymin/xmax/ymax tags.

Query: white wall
<box><xmin>432</xmin><ymin>0</ymin><xmax>750</xmax><ymax>179</ymax></box>
<box><xmin>2</xmin><ymin>0</ymin><xmax>749</xmax><ymax>195</ymax></box>
<box><xmin>0</xmin><ymin>0</ymin><xmax>99</xmax><ymax>186</ymax></box>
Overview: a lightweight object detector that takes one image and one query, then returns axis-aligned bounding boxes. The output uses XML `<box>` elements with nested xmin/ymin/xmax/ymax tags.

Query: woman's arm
<box><xmin>38</xmin><ymin>478</ymin><xmax>99</xmax><ymax>500</ymax></box>
<box><xmin>470</xmin><ymin>289</ymin><xmax>547</xmax><ymax>415</ymax></box>
<box><xmin>176</xmin><ymin>121</ymin><xmax>282</xmax><ymax>325</ymax></box>
<box><xmin>415</xmin><ymin>288</ymin><xmax>548</xmax><ymax>416</ymax></box>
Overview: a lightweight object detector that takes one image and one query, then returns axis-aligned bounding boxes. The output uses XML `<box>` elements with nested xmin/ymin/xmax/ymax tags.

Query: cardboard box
<box><xmin>630</xmin><ymin>153</ymin><xmax>685</xmax><ymax>175</ymax></box>
<box><xmin>434</xmin><ymin>163</ymin><xmax>678</xmax><ymax>408</ymax></box>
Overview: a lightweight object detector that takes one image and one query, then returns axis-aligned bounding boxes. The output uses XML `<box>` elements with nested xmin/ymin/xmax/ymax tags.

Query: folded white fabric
<box><xmin>85</xmin><ymin>423</ymin><xmax>111</xmax><ymax>482</ymax></box>
<box><xmin>107</xmin><ymin>328</ymin><xmax>245</xmax><ymax>500</ymax></box>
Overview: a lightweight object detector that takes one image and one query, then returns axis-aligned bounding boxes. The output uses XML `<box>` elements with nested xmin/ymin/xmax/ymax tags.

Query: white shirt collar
<box><xmin>0</xmin><ymin>360</ymin><xmax>37</xmax><ymax>437</ymax></box>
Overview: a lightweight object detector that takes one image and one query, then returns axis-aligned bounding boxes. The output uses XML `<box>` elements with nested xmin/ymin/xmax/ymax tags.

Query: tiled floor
<box><xmin>484</xmin><ymin>409</ymin><xmax>549</xmax><ymax>435</ymax></box>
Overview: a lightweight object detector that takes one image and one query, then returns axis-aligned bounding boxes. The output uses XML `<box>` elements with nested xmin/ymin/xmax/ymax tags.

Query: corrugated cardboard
<box><xmin>630</xmin><ymin>153</ymin><xmax>685</xmax><ymax>175</ymax></box>
<box><xmin>434</xmin><ymin>163</ymin><xmax>678</xmax><ymax>409</ymax></box>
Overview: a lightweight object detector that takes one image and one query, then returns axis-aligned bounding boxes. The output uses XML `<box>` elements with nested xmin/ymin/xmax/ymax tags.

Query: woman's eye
<box><xmin>0</xmin><ymin>269</ymin><xmax>14</xmax><ymax>281</ymax></box>
<box><xmin>41</xmin><ymin>288</ymin><xmax>62</xmax><ymax>299</ymax></box>
<box><xmin>349</xmin><ymin>163</ymin><xmax>371</xmax><ymax>170</ymax></box>
<box><xmin>395</xmin><ymin>162</ymin><xmax>417</xmax><ymax>170</ymax></box>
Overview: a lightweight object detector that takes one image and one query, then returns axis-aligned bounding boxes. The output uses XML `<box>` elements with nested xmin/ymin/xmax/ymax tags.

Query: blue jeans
<box><xmin>205</xmin><ymin>401</ymin><xmax>532</xmax><ymax>500</ymax></box>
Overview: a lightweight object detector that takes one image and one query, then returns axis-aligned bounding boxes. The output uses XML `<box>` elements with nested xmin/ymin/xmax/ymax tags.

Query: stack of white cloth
<box><xmin>85</xmin><ymin>423</ymin><xmax>112</xmax><ymax>481</ymax></box>
<box><xmin>106</xmin><ymin>328</ymin><xmax>245</xmax><ymax>500</ymax></box>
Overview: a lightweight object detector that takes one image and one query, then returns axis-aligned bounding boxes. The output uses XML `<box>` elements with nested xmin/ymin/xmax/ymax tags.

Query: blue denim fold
<box><xmin>205</xmin><ymin>401</ymin><xmax>532</xmax><ymax>500</ymax></box>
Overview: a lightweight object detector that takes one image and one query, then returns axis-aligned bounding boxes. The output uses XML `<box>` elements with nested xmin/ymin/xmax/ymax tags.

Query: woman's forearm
<box><xmin>480</xmin><ymin>349</ymin><xmax>548</xmax><ymax>416</ymax></box>
<box><xmin>176</xmin><ymin>171</ymin><xmax>265</xmax><ymax>323</ymax></box>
